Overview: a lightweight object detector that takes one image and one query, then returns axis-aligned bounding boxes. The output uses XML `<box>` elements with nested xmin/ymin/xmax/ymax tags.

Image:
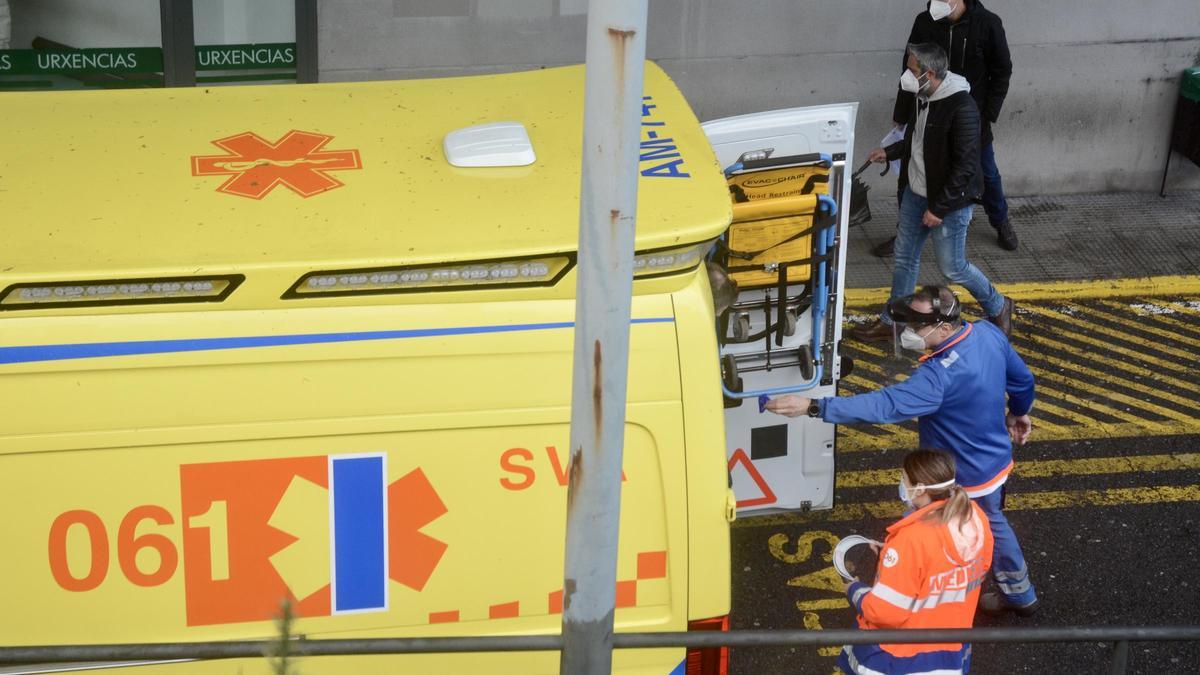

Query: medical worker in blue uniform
<box><xmin>767</xmin><ymin>284</ymin><xmax>1038</xmax><ymax>616</ymax></box>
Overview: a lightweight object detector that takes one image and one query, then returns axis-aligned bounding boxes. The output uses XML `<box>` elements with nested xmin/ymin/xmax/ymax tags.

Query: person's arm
<box><xmin>1005</xmin><ymin>343</ymin><xmax>1035</xmax><ymax>416</ymax></box>
<box><xmin>891</xmin><ymin>16</ymin><xmax>924</xmax><ymax>124</ymax></box>
<box><xmin>1004</xmin><ymin>341</ymin><xmax>1036</xmax><ymax>445</ymax></box>
<box><xmin>884</xmin><ymin>137</ymin><xmax>909</xmax><ymax>163</ymax></box>
<box><xmin>822</xmin><ymin>365</ymin><xmax>945</xmax><ymax>425</ymax></box>
<box><xmin>928</xmin><ymin>96</ymin><xmax>981</xmax><ymax>218</ymax></box>
<box><xmin>982</xmin><ymin>15</ymin><xmax>1013</xmax><ymax>123</ymax></box>
<box><xmin>849</xmin><ymin>536</ymin><xmax>922</xmax><ymax>628</ymax></box>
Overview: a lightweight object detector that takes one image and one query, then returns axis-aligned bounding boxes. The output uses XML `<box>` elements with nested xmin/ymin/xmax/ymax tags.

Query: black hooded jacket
<box><xmin>885</xmin><ymin>73</ymin><xmax>983</xmax><ymax>218</ymax></box>
<box><xmin>891</xmin><ymin>0</ymin><xmax>1012</xmax><ymax>145</ymax></box>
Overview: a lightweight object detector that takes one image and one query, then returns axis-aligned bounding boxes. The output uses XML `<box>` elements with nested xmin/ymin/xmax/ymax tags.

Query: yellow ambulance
<box><xmin>0</xmin><ymin>61</ymin><xmax>856</xmax><ymax>674</ymax></box>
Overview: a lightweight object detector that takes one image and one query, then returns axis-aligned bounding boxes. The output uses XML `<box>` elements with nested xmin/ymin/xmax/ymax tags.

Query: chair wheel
<box><xmin>783</xmin><ymin>310</ymin><xmax>797</xmax><ymax>337</ymax></box>
<box><xmin>732</xmin><ymin>314</ymin><xmax>751</xmax><ymax>342</ymax></box>
<box><xmin>797</xmin><ymin>344</ymin><xmax>815</xmax><ymax>380</ymax></box>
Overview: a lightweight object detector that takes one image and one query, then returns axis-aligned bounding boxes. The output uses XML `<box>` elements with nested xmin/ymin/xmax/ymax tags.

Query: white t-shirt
<box><xmin>908</xmin><ymin>98</ymin><xmax>931</xmax><ymax>198</ymax></box>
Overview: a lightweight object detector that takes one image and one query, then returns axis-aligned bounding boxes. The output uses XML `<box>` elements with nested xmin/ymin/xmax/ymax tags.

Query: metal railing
<box><xmin>3</xmin><ymin>626</ymin><xmax>1199</xmax><ymax>674</ymax></box>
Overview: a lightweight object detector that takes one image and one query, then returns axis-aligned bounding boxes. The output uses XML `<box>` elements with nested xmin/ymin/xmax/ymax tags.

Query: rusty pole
<box><xmin>560</xmin><ymin>1</ymin><xmax>649</xmax><ymax>673</ymax></box>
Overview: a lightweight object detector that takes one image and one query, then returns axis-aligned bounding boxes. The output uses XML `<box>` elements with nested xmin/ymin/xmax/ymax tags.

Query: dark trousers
<box><xmin>979</xmin><ymin>141</ymin><xmax>1010</xmax><ymax>226</ymax></box>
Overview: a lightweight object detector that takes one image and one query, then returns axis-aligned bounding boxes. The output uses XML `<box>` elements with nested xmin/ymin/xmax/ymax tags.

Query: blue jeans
<box><xmin>980</xmin><ymin>142</ymin><xmax>1009</xmax><ymax>226</ymax></box>
<box><xmin>880</xmin><ymin>187</ymin><xmax>1005</xmax><ymax>324</ymax></box>
<box><xmin>974</xmin><ymin>486</ymin><xmax>1038</xmax><ymax>606</ymax></box>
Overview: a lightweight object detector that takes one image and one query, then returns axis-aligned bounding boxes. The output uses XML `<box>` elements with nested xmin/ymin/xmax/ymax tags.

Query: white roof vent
<box><xmin>443</xmin><ymin>121</ymin><xmax>536</xmax><ymax>167</ymax></box>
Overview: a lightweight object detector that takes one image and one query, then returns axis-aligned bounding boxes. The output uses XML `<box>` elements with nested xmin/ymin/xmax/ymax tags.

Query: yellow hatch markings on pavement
<box><xmin>1023</xmin><ymin>313</ymin><xmax>1200</xmax><ymax>397</ymax></box>
<box><xmin>1022</xmin><ymin>303</ymin><xmax>1198</xmax><ymax>370</ymax></box>
<box><xmin>841</xmin><ymin>274</ymin><xmax>1200</xmax><ymax>305</ymax></box>
<box><xmin>836</xmin><ymin>294</ymin><xmax>1200</xmax><ymax>448</ymax></box>
<box><xmin>733</xmin><ymin>484</ymin><xmax>1200</xmax><ymax>530</ymax></box>
<box><xmin>1021</xmin><ymin>342</ymin><xmax>1200</xmax><ymax>422</ymax></box>
<box><xmin>1093</xmin><ymin>300</ymin><xmax>1200</xmax><ymax>351</ymax></box>
<box><xmin>836</xmin><ymin>453</ymin><xmax>1200</xmax><ymax>488</ymax></box>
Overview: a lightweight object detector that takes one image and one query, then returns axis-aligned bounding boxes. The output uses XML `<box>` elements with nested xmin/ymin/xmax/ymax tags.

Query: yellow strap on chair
<box><xmin>727</xmin><ymin>195</ymin><xmax>819</xmax><ymax>288</ymax></box>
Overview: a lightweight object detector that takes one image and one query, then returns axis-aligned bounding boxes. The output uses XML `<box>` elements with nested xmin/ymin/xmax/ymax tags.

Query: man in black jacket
<box><xmin>873</xmin><ymin>0</ymin><xmax>1017</xmax><ymax>255</ymax></box>
<box><xmin>853</xmin><ymin>43</ymin><xmax>1013</xmax><ymax>342</ymax></box>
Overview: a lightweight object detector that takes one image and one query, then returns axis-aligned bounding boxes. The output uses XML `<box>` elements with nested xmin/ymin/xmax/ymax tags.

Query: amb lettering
<box><xmin>639</xmin><ymin>95</ymin><xmax>690</xmax><ymax>179</ymax></box>
<box><xmin>500</xmin><ymin>445</ymin><xmax>628</xmax><ymax>490</ymax></box>
<box><xmin>197</xmin><ymin>46</ymin><xmax>295</xmax><ymax>68</ymax></box>
<box><xmin>37</xmin><ymin>51</ymin><xmax>138</xmax><ymax>71</ymax></box>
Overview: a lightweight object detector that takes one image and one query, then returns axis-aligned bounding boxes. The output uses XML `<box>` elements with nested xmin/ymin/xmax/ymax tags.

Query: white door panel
<box><xmin>703</xmin><ymin>103</ymin><xmax>857</xmax><ymax>516</ymax></box>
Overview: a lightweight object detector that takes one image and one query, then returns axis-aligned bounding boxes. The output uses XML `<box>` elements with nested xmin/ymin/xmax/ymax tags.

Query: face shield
<box><xmin>886</xmin><ymin>292</ymin><xmax>960</xmax><ymax>358</ymax></box>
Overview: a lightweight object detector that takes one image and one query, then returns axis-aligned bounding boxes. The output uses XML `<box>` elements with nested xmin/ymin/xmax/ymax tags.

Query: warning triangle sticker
<box><xmin>727</xmin><ymin>448</ymin><xmax>777</xmax><ymax>508</ymax></box>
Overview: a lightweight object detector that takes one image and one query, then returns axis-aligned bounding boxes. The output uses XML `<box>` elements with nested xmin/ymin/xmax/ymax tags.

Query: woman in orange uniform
<box><xmin>838</xmin><ymin>449</ymin><xmax>994</xmax><ymax>675</ymax></box>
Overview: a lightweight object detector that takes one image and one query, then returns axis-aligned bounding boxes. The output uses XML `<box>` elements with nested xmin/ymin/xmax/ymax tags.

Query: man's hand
<box><xmin>922</xmin><ymin>210</ymin><xmax>943</xmax><ymax>227</ymax></box>
<box><xmin>867</xmin><ymin>147</ymin><xmax>888</xmax><ymax>164</ymax></box>
<box><xmin>764</xmin><ymin>395</ymin><xmax>813</xmax><ymax>418</ymax></box>
<box><xmin>1007</xmin><ymin>413</ymin><xmax>1032</xmax><ymax>446</ymax></box>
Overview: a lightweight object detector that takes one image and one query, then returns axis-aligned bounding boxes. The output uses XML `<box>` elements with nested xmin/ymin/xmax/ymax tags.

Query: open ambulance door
<box><xmin>701</xmin><ymin>103</ymin><xmax>857</xmax><ymax>516</ymax></box>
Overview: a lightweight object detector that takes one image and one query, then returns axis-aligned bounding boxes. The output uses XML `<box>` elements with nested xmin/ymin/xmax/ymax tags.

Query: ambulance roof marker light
<box><xmin>0</xmin><ymin>275</ymin><xmax>243</xmax><ymax>310</ymax></box>
<box><xmin>443</xmin><ymin>121</ymin><xmax>536</xmax><ymax>167</ymax></box>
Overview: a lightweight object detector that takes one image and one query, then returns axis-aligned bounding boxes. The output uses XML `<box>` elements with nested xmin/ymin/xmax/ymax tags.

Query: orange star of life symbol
<box><xmin>191</xmin><ymin>130</ymin><xmax>362</xmax><ymax>199</ymax></box>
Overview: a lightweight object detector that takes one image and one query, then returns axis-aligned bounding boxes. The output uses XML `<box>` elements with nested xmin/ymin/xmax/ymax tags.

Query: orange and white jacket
<box><xmin>841</xmin><ymin>500</ymin><xmax>993</xmax><ymax>674</ymax></box>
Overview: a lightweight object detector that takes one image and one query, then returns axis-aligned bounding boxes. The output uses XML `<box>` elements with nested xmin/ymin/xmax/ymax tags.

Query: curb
<box><xmin>843</xmin><ymin>275</ymin><xmax>1200</xmax><ymax>306</ymax></box>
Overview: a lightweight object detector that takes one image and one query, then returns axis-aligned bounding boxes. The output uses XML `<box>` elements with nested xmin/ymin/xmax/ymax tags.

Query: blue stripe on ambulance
<box><xmin>0</xmin><ymin>318</ymin><xmax>675</xmax><ymax>365</ymax></box>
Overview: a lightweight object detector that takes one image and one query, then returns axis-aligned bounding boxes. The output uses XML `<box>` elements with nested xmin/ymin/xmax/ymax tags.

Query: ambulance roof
<box><xmin>2</xmin><ymin>63</ymin><xmax>730</xmax><ymax>281</ymax></box>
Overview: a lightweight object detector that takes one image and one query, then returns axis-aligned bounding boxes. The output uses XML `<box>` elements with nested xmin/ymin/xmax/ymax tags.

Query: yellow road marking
<box><xmin>839</xmin><ymin>418</ymin><xmax>1200</xmax><ymax>452</ymax></box>
<box><xmin>1025</xmin><ymin>364</ymin><xmax>1193</xmax><ymax>428</ymax></box>
<box><xmin>1164</xmin><ymin>299</ymin><xmax>1200</xmax><ymax>317</ymax></box>
<box><xmin>844</xmin><ymin>356</ymin><xmax>890</xmax><ymax>379</ymax></box>
<box><xmin>1022</xmin><ymin>303</ymin><xmax>1199</xmax><ymax>368</ymax></box>
<box><xmin>1090</xmin><ymin>300</ymin><xmax>1200</xmax><ymax>351</ymax></box>
<box><xmin>733</xmin><ymin>484</ymin><xmax>1200</xmax><ymax>529</ymax></box>
<box><xmin>799</xmin><ymin>598</ymin><xmax>850</xmax><ymax>611</ymax></box>
<box><xmin>1021</xmin><ymin>316</ymin><xmax>1200</xmax><ymax>398</ymax></box>
<box><xmin>836</xmin><ymin>453</ymin><xmax>1200</xmax><ymax>488</ymax></box>
<box><xmin>843</xmin><ymin>276</ymin><xmax>1200</xmax><ymax>305</ymax></box>
<box><xmin>1022</xmin><ymin>347</ymin><xmax>1200</xmax><ymax>421</ymax></box>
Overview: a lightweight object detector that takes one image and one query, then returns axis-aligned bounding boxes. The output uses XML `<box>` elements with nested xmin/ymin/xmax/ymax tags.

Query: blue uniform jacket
<box><xmin>821</xmin><ymin>321</ymin><xmax>1034</xmax><ymax>494</ymax></box>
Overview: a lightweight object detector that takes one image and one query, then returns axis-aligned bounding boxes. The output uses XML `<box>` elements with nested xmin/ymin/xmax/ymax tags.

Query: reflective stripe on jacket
<box><xmin>842</xmin><ymin>500</ymin><xmax>993</xmax><ymax>672</ymax></box>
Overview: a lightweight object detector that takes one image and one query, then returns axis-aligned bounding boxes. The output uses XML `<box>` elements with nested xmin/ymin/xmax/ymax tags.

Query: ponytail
<box><xmin>933</xmin><ymin>484</ymin><xmax>973</xmax><ymax>530</ymax></box>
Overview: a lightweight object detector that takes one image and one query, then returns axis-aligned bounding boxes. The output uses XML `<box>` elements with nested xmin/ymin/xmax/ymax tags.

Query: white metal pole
<box><xmin>559</xmin><ymin>1</ymin><xmax>650</xmax><ymax>673</ymax></box>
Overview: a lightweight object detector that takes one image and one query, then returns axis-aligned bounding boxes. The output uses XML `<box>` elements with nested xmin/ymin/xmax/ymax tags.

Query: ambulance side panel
<box><xmin>0</xmin><ymin>284</ymin><xmax>710</xmax><ymax>673</ymax></box>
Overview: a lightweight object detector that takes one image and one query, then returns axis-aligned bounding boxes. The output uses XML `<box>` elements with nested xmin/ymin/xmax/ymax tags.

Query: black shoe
<box><xmin>978</xmin><ymin>592</ymin><xmax>1039</xmax><ymax>617</ymax></box>
<box><xmin>988</xmin><ymin>296</ymin><xmax>1014</xmax><ymax>338</ymax></box>
<box><xmin>849</xmin><ymin>319</ymin><xmax>894</xmax><ymax>343</ymax></box>
<box><xmin>870</xmin><ymin>236</ymin><xmax>896</xmax><ymax>258</ymax></box>
<box><xmin>994</xmin><ymin>220</ymin><xmax>1018</xmax><ymax>251</ymax></box>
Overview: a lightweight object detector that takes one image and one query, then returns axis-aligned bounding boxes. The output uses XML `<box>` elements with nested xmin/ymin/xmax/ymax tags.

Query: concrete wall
<box><xmin>317</xmin><ymin>0</ymin><xmax>1200</xmax><ymax>194</ymax></box>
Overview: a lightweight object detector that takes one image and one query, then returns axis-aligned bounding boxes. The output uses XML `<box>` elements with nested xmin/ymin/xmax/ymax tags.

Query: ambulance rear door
<box><xmin>701</xmin><ymin>103</ymin><xmax>857</xmax><ymax>515</ymax></box>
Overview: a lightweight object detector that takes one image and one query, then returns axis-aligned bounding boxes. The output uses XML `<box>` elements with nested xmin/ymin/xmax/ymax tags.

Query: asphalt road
<box><xmin>728</xmin><ymin>294</ymin><xmax>1200</xmax><ymax>674</ymax></box>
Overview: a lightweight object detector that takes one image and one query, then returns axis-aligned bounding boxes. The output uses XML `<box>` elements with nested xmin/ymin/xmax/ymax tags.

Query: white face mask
<box><xmin>898</xmin><ymin>323</ymin><xmax>939</xmax><ymax>352</ymax></box>
<box><xmin>929</xmin><ymin>0</ymin><xmax>955</xmax><ymax>22</ymax></box>
<box><xmin>899</xmin><ymin>476</ymin><xmax>956</xmax><ymax>506</ymax></box>
<box><xmin>899</xmin><ymin>69</ymin><xmax>926</xmax><ymax>94</ymax></box>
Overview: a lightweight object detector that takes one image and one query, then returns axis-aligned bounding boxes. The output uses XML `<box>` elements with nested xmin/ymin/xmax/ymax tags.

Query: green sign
<box><xmin>0</xmin><ymin>48</ymin><xmax>163</xmax><ymax>75</ymax></box>
<box><xmin>195</xmin><ymin>43</ymin><xmax>295</xmax><ymax>71</ymax></box>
